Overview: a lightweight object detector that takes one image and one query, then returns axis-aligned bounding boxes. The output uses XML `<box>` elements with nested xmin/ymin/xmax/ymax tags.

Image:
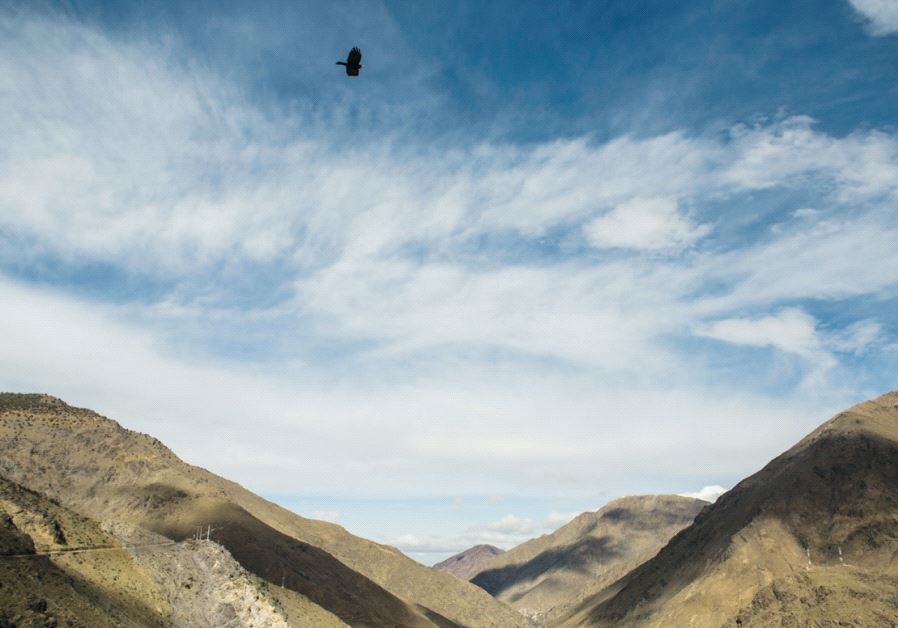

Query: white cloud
<box><xmin>1</xmin><ymin>273</ymin><xmax>827</xmax><ymax>500</ymax></box>
<box><xmin>694</xmin><ymin>308</ymin><xmax>831</xmax><ymax>362</ymax></box>
<box><xmin>693</xmin><ymin>310</ymin><xmax>884</xmax><ymax>378</ymax></box>
<box><xmin>723</xmin><ymin>117</ymin><xmax>898</xmax><ymax>200</ymax></box>
<box><xmin>679</xmin><ymin>485</ymin><xmax>727</xmax><ymax>502</ymax></box>
<box><xmin>849</xmin><ymin>0</ymin><xmax>898</xmax><ymax>35</ymax></box>
<box><xmin>388</xmin><ymin>511</ymin><xmax>581</xmax><ymax>558</ymax></box>
<box><xmin>299</xmin><ymin>258</ymin><xmax>685</xmax><ymax>370</ymax></box>
<box><xmin>696</xmin><ymin>217</ymin><xmax>898</xmax><ymax>313</ymax></box>
<box><xmin>829</xmin><ymin>320</ymin><xmax>882</xmax><ymax>354</ymax></box>
<box><xmin>4</xmin><ymin>17</ymin><xmax>897</xmax><ymax>286</ymax></box>
<box><xmin>3</xmin><ymin>11</ymin><xmax>898</xmax><ymax>557</ymax></box>
<box><xmin>583</xmin><ymin>197</ymin><xmax>710</xmax><ymax>251</ymax></box>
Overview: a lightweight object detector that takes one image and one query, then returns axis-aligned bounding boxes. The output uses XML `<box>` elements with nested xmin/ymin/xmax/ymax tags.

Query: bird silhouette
<box><xmin>337</xmin><ymin>47</ymin><xmax>363</xmax><ymax>76</ymax></box>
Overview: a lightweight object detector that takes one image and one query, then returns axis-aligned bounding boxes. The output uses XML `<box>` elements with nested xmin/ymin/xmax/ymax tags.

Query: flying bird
<box><xmin>337</xmin><ymin>47</ymin><xmax>363</xmax><ymax>76</ymax></box>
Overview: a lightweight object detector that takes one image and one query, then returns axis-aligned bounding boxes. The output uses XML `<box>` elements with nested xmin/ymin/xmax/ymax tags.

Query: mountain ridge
<box><xmin>560</xmin><ymin>390</ymin><xmax>898</xmax><ymax>626</ymax></box>
<box><xmin>0</xmin><ymin>392</ymin><xmax>526</xmax><ymax>628</ymax></box>
<box><xmin>470</xmin><ymin>494</ymin><xmax>706</xmax><ymax>624</ymax></box>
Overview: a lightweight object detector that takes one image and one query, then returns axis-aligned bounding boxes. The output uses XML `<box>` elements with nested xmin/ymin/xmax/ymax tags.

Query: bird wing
<box><xmin>348</xmin><ymin>47</ymin><xmax>362</xmax><ymax>66</ymax></box>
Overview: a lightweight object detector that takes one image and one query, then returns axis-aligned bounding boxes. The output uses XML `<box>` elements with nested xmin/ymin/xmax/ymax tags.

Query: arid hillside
<box><xmin>470</xmin><ymin>495</ymin><xmax>705</xmax><ymax>624</ymax></box>
<box><xmin>434</xmin><ymin>545</ymin><xmax>505</xmax><ymax>580</ymax></box>
<box><xmin>0</xmin><ymin>473</ymin><xmax>341</xmax><ymax>627</ymax></box>
<box><xmin>0</xmin><ymin>393</ymin><xmax>526</xmax><ymax>628</ymax></box>
<box><xmin>560</xmin><ymin>390</ymin><xmax>898</xmax><ymax>627</ymax></box>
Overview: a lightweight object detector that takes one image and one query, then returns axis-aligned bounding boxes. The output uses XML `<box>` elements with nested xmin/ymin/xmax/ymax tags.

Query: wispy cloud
<box><xmin>1</xmin><ymin>10</ymin><xmax>897</xmax><ymax>541</ymax></box>
<box><xmin>848</xmin><ymin>0</ymin><xmax>898</xmax><ymax>35</ymax></box>
<box><xmin>694</xmin><ymin>308</ymin><xmax>833</xmax><ymax>363</ymax></box>
<box><xmin>387</xmin><ymin>510</ymin><xmax>579</xmax><ymax>558</ymax></box>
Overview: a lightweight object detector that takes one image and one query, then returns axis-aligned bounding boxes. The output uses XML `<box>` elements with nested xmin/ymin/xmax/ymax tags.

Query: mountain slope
<box><xmin>561</xmin><ymin>390</ymin><xmax>898</xmax><ymax>627</ymax></box>
<box><xmin>0</xmin><ymin>473</ymin><xmax>344</xmax><ymax>627</ymax></box>
<box><xmin>470</xmin><ymin>495</ymin><xmax>705</xmax><ymax>623</ymax></box>
<box><xmin>0</xmin><ymin>393</ymin><xmax>525</xmax><ymax>628</ymax></box>
<box><xmin>0</xmin><ymin>475</ymin><xmax>172</xmax><ymax>627</ymax></box>
<box><xmin>434</xmin><ymin>545</ymin><xmax>505</xmax><ymax>580</ymax></box>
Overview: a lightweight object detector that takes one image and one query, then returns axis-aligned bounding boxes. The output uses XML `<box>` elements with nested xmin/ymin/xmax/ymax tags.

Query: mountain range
<box><xmin>469</xmin><ymin>495</ymin><xmax>706</xmax><ymax>624</ymax></box>
<box><xmin>559</xmin><ymin>390</ymin><xmax>898</xmax><ymax>626</ymax></box>
<box><xmin>0</xmin><ymin>393</ymin><xmax>525</xmax><ymax>628</ymax></box>
<box><xmin>3</xmin><ymin>390</ymin><xmax>898</xmax><ymax>626</ymax></box>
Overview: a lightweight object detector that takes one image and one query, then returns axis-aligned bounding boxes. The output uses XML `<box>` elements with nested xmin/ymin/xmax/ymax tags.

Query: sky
<box><xmin>1</xmin><ymin>0</ymin><xmax>897</xmax><ymax>563</ymax></box>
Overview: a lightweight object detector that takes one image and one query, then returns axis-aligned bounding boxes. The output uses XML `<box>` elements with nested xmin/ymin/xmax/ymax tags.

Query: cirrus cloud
<box><xmin>848</xmin><ymin>0</ymin><xmax>898</xmax><ymax>35</ymax></box>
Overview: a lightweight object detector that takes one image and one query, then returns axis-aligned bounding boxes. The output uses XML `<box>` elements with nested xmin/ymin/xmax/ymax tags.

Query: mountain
<box><xmin>434</xmin><ymin>545</ymin><xmax>505</xmax><ymax>580</ymax></box>
<box><xmin>0</xmin><ymin>473</ymin><xmax>343</xmax><ymax>627</ymax></box>
<box><xmin>0</xmin><ymin>393</ymin><xmax>527</xmax><ymax>628</ymax></box>
<box><xmin>560</xmin><ymin>390</ymin><xmax>898</xmax><ymax>627</ymax></box>
<box><xmin>0</xmin><ymin>474</ymin><xmax>172</xmax><ymax>628</ymax></box>
<box><xmin>470</xmin><ymin>495</ymin><xmax>706</xmax><ymax>624</ymax></box>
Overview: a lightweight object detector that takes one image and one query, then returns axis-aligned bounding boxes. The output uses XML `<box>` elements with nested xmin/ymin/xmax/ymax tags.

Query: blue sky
<box><xmin>2</xmin><ymin>0</ymin><xmax>898</xmax><ymax>562</ymax></box>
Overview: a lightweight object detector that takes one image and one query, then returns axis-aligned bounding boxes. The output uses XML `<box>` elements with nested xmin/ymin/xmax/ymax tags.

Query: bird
<box><xmin>336</xmin><ymin>47</ymin><xmax>363</xmax><ymax>76</ymax></box>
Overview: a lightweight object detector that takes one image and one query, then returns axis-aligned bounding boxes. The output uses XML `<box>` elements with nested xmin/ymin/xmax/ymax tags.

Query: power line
<box><xmin>0</xmin><ymin>540</ymin><xmax>177</xmax><ymax>559</ymax></box>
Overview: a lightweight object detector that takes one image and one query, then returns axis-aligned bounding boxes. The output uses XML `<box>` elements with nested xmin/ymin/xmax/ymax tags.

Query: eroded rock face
<box><xmin>129</xmin><ymin>539</ymin><xmax>293</xmax><ymax>628</ymax></box>
<box><xmin>0</xmin><ymin>511</ymin><xmax>36</xmax><ymax>555</ymax></box>
<box><xmin>0</xmin><ymin>475</ymin><xmax>327</xmax><ymax>628</ymax></box>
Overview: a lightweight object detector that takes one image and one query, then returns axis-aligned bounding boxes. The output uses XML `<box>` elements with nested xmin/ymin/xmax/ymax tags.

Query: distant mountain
<box><xmin>434</xmin><ymin>544</ymin><xmax>505</xmax><ymax>579</ymax></box>
<box><xmin>0</xmin><ymin>393</ymin><xmax>527</xmax><ymax>628</ymax></box>
<box><xmin>560</xmin><ymin>390</ymin><xmax>898</xmax><ymax>626</ymax></box>
<box><xmin>470</xmin><ymin>495</ymin><xmax>705</xmax><ymax>623</ymax></box>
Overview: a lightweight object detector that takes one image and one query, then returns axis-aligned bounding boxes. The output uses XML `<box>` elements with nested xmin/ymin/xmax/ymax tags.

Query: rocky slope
<box><xmin>560</xmin><ymin>390</ymin><xmax>898</xmax><ymax>626</ymax></box>
<box><xmin>0</xmin><ymin>474</ymin><xmax>174</xmax><ymax>628</ymax></box>
<box><xmin>470</xmin><ymin>495</ymin><xmax>705</xmax><ymax>624</ymax></box>
<box><xmin>0</xmin><ymin>393</ymin><xmax>525</xmax><ymax>628</ymax></box>
<box><xmin>0</xmin><ymin>473</ymin><xmax>342</xmax><ymax>628</ymax></box>
<box><xmin>434</xmin><ymin>545</ymin><xmax>505</xmax><ymax>580</ymax></box>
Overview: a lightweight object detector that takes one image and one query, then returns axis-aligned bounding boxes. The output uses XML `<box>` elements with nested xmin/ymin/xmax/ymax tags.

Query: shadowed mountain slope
<box><xmin>560</xmin><ymin>390</ymin><xmax>898</xmax><ymax>627</ymax></box>
<box><xmin>434</xmin><ymin>545</ymin><xmax>505</xmax><ymax>580</ymax></box>
<box><xmin>470</xmin><ymin>495</ymin><xmax>705</xmax><ymax>623</ymax></box>
<box><xmin>0</xmin><ymin>475</ymin><xmax>172</xmax><ymax>627</ymax></box>
<box><xmin>0</xmin><ymin>473</ymin><xmax>345</xmax><ymax>627</ymax></box>
<box><xmin>0</xmin><ymin>393</ymin><xmax>525</xmax><ymax>628</ymax></box>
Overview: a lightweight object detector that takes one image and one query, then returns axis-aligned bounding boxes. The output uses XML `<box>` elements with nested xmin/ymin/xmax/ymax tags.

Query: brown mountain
<box><xmin>0</xmin><ymin>393</ymin><xmax>527</xmax><ymax>628</ymax></box>
<box><xmin>0</xmin><ymin>474</ymin><xmax>173</xmax><ymax>628</ymax></box>
<box><xmin>0</xmin><ymin>473</ymin><xmax>344</xmax><ymax>627</ymax></box>
<box><xmin>560</xmin><ymin>390</ymin><xmax>898</xmax><ymax>627</ymax></box>
<box><xmin>434</xmin><ymin>545</ymin><xmax>505</xmax><ymax>580</ymax></box>
<box><xmin>470</xmin><ymin>495</ymin><xmax>705</xmax><ymax>624</ymax></box>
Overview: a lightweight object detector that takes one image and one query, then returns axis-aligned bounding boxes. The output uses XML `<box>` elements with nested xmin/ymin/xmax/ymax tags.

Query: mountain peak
<box><xmin>562</xmin><ymin>388</ymin><xmax>898</xmax><ymax>627</ymax></box>
<box><xmin>0</xmin><ymin>393</ymin><xmax>529</xmax><ymax>627</ymax></box>
<box><xmin>433</xmin><ymin>544</ymin><xmax>505</xmax><ymax>580</ymax></box>
<box><xmin>470</xmin><ymin>493</ymin><xmax>706</xmax><ymax>622</ymax></box>
<box><xmin>0</xmin><ymin>393</ymin><xmax>72</xmax><ymax>412</ymax></box>
<box><xmin>805</xmin><ymin>389</ymin><xmax>898</xmax><ymax>441</ymax></box>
